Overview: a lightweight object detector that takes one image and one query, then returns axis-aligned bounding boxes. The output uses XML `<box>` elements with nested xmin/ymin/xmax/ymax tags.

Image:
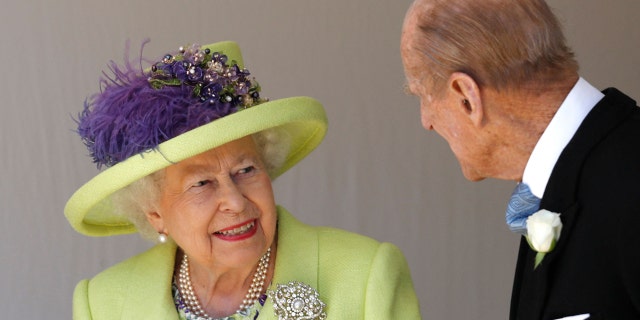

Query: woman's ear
<box><xmin>145</xmin><ymin>210</ymin><xmax>165</xmax><ymax>234</ymax></box>
<box><xmin>448</xmin><ymin>72</ymin><xmax>484</xmax><ymax>127</ymax></box>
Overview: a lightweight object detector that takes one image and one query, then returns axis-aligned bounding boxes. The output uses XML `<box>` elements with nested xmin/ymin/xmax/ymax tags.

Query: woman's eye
<box><xmin>237</xmin><ymin>166</ymin><xmax>255</xmax><ymax>175</ymax></box>
<box><xmin>192</xmin><ymin>180</ymin><xmax>210</xmax><ymax>187</ymax></box>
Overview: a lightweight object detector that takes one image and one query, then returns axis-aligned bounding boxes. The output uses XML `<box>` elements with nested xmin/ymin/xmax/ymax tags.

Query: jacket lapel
<box><xmin>511</xmin><ymin>88</ymin><xmax>638</xmax><ymax>319</ymax></box>
<box><xmin>120</xmin><ymin>243</ymin><xmax>179</xmax><ymax>319</ymax></box>
<box><xmin>259</xmin><ymin>206</ymin><xmax>319</xmax><ymax>320</ymax></box>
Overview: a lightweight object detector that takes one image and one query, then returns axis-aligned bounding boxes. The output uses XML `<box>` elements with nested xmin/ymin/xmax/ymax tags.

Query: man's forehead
<box><xmin>402</xmin><ymin>54</ymin><xmax>428</xmax><ymax>90</ymax></box>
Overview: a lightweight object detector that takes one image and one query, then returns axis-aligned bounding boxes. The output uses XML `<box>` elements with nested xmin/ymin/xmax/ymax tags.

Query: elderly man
<box><xmin>401</xmin><ymin>0</ymin><xmax>640</xmax><ymax>319</ymax></box>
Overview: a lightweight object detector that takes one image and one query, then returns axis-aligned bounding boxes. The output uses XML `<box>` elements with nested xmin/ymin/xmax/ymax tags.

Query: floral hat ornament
<box><xmin>65</xmin><ymin>40</ymin><xmax>328</xmax><ymax>237</ymax></box>
<box><xmin>79</xmin><ymin>42</ymin><xmax>267</xmax><ymax>169</ymax></box>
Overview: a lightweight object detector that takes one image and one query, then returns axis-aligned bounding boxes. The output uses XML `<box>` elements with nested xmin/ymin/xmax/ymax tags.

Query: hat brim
<box><xmin>65</xmin><ymin>96</ymin><xmax>327</xmax><ymax>237</ymax></box>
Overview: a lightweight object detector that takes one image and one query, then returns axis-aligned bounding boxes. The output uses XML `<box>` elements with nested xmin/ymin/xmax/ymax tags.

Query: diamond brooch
<box><xmin>268</xmin><ymin>281</ymin><xmax>327</xmax><ymax>320</ymax></box>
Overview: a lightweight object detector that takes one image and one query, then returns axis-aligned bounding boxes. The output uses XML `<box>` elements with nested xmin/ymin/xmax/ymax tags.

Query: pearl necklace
<box><xmin>178</xmin><ymin>248</ymin><xmax>271</xmax><ymax>319</ymax></box>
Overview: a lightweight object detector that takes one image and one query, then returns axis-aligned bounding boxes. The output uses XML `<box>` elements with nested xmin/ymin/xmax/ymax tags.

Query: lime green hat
<box><xmin>65</xmin><ymin>41</ymin><xmax>327</xmax><ymax>237</ymax></box>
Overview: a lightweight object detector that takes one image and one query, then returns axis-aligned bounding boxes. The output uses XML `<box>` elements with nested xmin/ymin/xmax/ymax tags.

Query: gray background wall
<box><xmin>1</xmin><ymin>0</ymin><xmax>638</xmax><ymax>318</ymax></box>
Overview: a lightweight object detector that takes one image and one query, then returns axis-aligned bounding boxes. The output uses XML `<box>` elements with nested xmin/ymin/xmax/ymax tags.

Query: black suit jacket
<box><xmin>510</xmin><ymin>88</ymin><xmax>640</xmax><ymax>320</ymax></box>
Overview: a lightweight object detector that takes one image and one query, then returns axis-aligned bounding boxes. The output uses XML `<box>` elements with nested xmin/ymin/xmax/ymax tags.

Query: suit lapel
<box><xmin>511</xmin><ymin>88</ymin><xmax>638</xmax><ymax>319</ymax></box>
<box><xmin>511</xmin><ymin>203</ymin><xmax>579</xmax><ymax>319</ymax></box>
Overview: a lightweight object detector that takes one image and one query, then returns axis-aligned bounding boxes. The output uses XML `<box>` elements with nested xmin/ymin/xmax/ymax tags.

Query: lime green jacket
<box><xmin>73</xmin><ymin>207</ymin><xmax>421</xmax><ymax>319</ymax></box>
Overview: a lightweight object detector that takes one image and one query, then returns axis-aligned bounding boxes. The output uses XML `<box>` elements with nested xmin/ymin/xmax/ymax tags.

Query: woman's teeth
<box><xmin>218</xmin><ymin>221</ymin><xmax>255</xmax><ymax>236</ymax></box>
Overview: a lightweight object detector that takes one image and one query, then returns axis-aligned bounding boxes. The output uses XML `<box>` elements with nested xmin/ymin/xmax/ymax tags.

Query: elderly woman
<box><xmin>65</xmin><ymin>41</ymin><xmax>420</xmax><ymax>319</ymax></box>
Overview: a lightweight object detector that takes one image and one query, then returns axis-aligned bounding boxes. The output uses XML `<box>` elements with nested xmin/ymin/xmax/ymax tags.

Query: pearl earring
<box><xmin>158</xmin><ymin>232</ymin><xmax>168</xmax><ymax>243</ymax></box>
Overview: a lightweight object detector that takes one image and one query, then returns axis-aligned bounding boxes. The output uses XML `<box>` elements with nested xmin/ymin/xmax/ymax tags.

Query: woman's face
<box><xmin>149</xmin><ymin>136</ymin><xmax>277</xmax><ymax>270</ymax></box>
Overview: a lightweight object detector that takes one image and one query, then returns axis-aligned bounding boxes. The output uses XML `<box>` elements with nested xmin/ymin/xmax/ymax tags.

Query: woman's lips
<box><xmin>213</xmin><ymin>219</ymin><xmax>257</xmax><ymax>241</ymax></box>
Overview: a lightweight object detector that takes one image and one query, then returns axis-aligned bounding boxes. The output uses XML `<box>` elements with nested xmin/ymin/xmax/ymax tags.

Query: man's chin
<box><xmin>464</xmin><ymin>174</ymin><xmax>486</xmax><ymax>182</ymax></box>
<box><xmin>460</xmin><ymin>165</ymin><xmax>486</xmax><ymax>182</ymax></box>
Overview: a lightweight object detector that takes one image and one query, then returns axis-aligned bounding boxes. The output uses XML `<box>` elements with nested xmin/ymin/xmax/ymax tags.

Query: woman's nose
<box><xmin>216</xmin><ymin>179</ymin><xmax>246</xmax><ymax>213</ymax></box>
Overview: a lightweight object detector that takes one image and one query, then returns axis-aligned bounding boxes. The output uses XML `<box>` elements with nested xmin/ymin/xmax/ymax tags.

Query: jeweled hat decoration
<box><xmin>66</xmin><ymin>41</ymin><xmax>328</xmax><ymax>237</ymax></box>
<box><xmin>149</xmin><ymin>44</ymin><xmax>264</xmax><ymax>109</ymax></box>
<box><xmin>78</xmin><ymin>42</ymin><xmax>267</xmax><ymax>169</ymax></box>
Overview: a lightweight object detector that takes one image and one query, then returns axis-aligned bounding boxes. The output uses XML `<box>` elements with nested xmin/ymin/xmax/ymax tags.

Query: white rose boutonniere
<box><xmin>525</xmin><ymin>209</ymin><xmax>562</xmax><ymax>269</ymax></box>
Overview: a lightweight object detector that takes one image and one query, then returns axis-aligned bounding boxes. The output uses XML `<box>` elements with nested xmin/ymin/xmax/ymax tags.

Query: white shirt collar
<box><xmin>522</xmin><ymin>77</ymin><xmax>604</xmax><ymax>198</ymax></box>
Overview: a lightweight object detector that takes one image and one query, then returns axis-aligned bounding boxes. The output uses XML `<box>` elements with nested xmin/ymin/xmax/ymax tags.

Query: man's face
<box><xmin>405</xmin><ymin>76</ymin><xmax>490</xmax><ymax>181</ymax></box>
<box><xmin>401</xmin><ymin>7</ymin><xmax>491</xmax><ymax>181</ymax></box>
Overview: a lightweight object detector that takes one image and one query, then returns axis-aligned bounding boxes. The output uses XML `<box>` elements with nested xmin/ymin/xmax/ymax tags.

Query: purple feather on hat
<box><xmin>77</xmin><ymin>41</ymin><xmax>265</xmax><ymax>168</ymax></box>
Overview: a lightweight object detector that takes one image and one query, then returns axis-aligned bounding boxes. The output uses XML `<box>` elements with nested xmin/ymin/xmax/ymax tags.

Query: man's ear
<box><xmin>448</xmin><ymin>72</ymin><xmax>483</xmax><ymax>127</ymax></box>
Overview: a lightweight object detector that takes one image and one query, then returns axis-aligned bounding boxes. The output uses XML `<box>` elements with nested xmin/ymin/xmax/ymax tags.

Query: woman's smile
<box><xmin>213</xmin><ymin>219</ymin><xmax>258</xmax><ymax>241</ymax></box>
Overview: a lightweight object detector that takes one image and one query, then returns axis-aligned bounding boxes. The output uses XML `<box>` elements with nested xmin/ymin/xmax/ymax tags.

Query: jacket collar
<box><xmin>540</xmin><ymin>88</ymin><xmax>637</xmax><ymax>268</ymax></box>
<box><xmin>510</xmin><ymin>88</ymin><xmax>638</xmax><ymax>319</ymax></box>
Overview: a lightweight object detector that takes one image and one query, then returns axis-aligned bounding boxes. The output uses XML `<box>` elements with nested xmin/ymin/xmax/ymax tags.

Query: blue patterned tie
<box><xmin>505</xmin><ymin>183</ymin><xmax>541</xmax><ymax>235</ymax></box>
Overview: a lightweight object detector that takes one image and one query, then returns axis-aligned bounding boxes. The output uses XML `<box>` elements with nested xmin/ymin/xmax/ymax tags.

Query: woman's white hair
<box><xmin>111</xmin><ymin>127</ymin><xmax>291</xmax><ymax>242</ymax></box>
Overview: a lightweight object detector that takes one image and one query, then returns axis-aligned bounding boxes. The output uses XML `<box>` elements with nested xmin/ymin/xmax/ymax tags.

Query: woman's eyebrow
<box><xmin>179</xmin><ymin>151</ymin><xmax>259</xmax><ymax>175</ymax></box>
